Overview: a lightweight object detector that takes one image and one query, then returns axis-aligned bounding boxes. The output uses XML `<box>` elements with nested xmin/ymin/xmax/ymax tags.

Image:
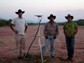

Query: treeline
<box><xmin>58</xmin><ymin>19</ymin><xmax>84</xmax><ymax>26</ymax></box>
<box><xmin>0</xmin><ymin>19</ymin><xmax>84</xmax><ymax>27</ymax></box>
<box><xmin>0</xmin><ymin>19</ymin><xmax>36</xmax><ymax>27</ymax></box>
<box><xmin>28</xmin><ymin>23</ymin><xmax>37</xmax><ymax>25</ymax></box>
<box><xmin>0</xmin><ymin>19</ymin><xmax>12</xmax><ymax>26</ymax></box>
<box><xmin>74</xmin><ymin>20</ymin><xmax>84</xmax><ymax>26</ymax></box>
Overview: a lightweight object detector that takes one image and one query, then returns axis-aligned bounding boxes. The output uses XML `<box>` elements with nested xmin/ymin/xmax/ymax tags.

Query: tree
<box><xmin>0</xmin><ymin>21</ymin><xmax>5</xmax><ymax>26</ymax></box>
<box><xmin>6</xmin><ymin>19</ymin><xmax>12</xmax><ymax>25</ymax></box>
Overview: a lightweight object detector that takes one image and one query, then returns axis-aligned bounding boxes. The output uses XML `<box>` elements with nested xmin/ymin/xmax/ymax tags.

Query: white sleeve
<box><xmin>11</xmin><ymin>19</ymin><xmax>15</xmax><ymax>25</ymax></box>
<box><xmin>25</xmin><ymin>20</ymin><xmax>28</xmax><ymax>26</ymax></box>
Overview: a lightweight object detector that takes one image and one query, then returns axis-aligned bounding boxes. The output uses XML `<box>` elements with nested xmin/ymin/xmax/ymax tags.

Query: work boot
<box><xmin>66</xmin><ymin>57</ymin><xmax>73</xmax><ymax>61</ymax></box>
<box><xmin>18</xmin><ymin>57</ymin><xmax>23</xmax><ymax>59</ymax></box>
<box><xmin>51</xmin><ymin>56</ymin><xmax>55</xmax><ymax>58</ymax></box>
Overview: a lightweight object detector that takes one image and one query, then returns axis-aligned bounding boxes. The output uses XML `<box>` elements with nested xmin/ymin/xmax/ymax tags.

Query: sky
<box><xmin>0</xmin><ymin>0</ymin><xmax>84</xmax><ymax>23</ymax></box>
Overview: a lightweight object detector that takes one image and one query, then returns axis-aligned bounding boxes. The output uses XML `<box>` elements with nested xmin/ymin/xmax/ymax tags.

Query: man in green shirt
<box><xmin>63</xmin><ymin>14</ymin><xmax>78</xmax><ymax>61</ymax></box>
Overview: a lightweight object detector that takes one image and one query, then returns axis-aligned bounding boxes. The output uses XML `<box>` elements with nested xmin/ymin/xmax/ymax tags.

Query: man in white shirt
<box><xmin>9</xmin><ymin>9</ymin><xmax>28</xmax><ymax>59</ymax></box>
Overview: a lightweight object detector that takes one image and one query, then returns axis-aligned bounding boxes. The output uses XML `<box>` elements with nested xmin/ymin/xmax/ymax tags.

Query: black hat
<box><xmin>65</xmin><ymin>14</ymin><xmax>74</xmax><ymax>19</ymax></box>
<box><xmin>15</xmin><ymin>9</ymin><xmax>25</xmax><ymax>14</ymax></box>
<box><xmin>48</xmin><ymin>14</ymin><xmax>56</xmax><ymax>19</ymax></box>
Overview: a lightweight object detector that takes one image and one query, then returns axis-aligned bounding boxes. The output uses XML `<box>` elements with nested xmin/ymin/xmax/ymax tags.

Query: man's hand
<box><xmin>45</xmin><ymin>36</ymin><xmax>48</xmax><ymax>39</ymax></box>
<box><xmin>64</xmin><ymin>33</ymin><xmax>66</xmax><ymax>36</ymax></box>
<box><xmin>25</xmin><ymin>26</ymin><xmax>27</xmax><ymax>33</ymax></box>
<box><xmin>64</xmin><ymin>30</ymin><xmax>66</xmax><ymax>36</ymax></box>
<box><xmin>71</xmin><ymin>28</ymin><xmax>78</xmax><ymax>37</ymax></box>
<box><xmin>71</xmin><ymin>35</ymin><xmax>75</xmax><ymax>37</ymax></box>
<box><xmin>53</xmin><ymin>36</ymin><xmax>57</xmax><ymax>39</ymax></box>
<box><xmin>24</xmin><ymin>31</ymin><xmax>26</xmax><ymax>33</ymax></box>
<box><xmin>14</xmin><ymin>30</ymin><xmax>18</xmax><ymax>34</ymax></box>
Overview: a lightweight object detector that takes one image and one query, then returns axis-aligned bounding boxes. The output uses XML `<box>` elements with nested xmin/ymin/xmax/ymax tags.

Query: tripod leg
<box><xmin>40</xmin><ymin>45</ymin><xmax>43</xmax><ymax>63</ymax></box>
<box><xmin>39</xmin><ymin>37</ymin><xmax>43</xmax><ymax>63</ymax></box>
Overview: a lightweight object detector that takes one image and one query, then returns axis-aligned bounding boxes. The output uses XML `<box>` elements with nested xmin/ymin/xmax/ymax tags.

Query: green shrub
<box><xmin>6</xmin><ymin>19</ymin><xmax>12</xmax><ymax>25</ymax></box>
<box><xmin>0</xmin><ymin>21</ymin><xmax>5</xmax><ymax>26</ymax></box>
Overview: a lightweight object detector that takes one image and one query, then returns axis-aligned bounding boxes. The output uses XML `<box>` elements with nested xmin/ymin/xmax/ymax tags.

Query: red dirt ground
<box><xmin>0</xmin><ymin>25</ymin><xmax>84</xmax><ymax>63</ymax></box>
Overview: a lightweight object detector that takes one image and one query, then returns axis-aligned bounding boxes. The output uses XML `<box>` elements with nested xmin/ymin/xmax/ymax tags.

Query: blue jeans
<box><xmin>41</xmin><ymin>35</ymin><xmax>55</xmax><ymax>56</ymax></box>
<box><xmin>66</xmin><ymin>36</ymin><xmax>75</xmax><ymax>58</ymax></box>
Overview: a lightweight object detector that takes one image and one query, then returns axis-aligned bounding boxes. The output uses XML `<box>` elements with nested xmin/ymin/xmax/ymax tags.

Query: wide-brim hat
<box><xmin>15</xmin><ymin>9</ymin><xmax>25</xmax><ymax>14</ymax></box>
<box><xmin>48</xmin><ymin>14</ymin><xmax>56</xmax><ymax>19</ymax></box>
<box><xmin>65</xmin><ymin>14</ymin><xmax>74</xmax><ymax>19</ymax></box>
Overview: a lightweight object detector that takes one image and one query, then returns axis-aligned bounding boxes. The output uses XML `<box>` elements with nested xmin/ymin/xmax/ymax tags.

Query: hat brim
<box><xmin>65</xmin><ymin>16</ymin><xmax>74</xmax><ymax>19</ymax></box>
<box><xmin>48</xmin><ymin>16</ymin><xmax>56</xmax><ymax>19</ymax></box>
<box><xmin>15</xmin><ymin>11</ymin><xmax>25</xmax><ymax>14</ymax></box>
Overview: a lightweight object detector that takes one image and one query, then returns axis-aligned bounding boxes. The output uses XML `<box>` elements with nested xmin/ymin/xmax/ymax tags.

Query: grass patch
<box><xmin>57</xmin><ymin>57</ymin><xmax>66</xmax><ymax>61</ymax></box>
<box><xmin>2</xmin><ymin>57</ymin><xmax>7</xmax><ymax>59</ymax></box>
<box><xmin>80</xmin><ymin>41</ymin><xmax>84</xmax><ymax>43</ymax></box>
<box><xmin>0</xmin><ymin>54</ymin><xmax>50</xmax><ymax>63</ymax></box>
<box><xmin>77</xmin><ymin>61</ymin><xmax>84</xmax><ymax>63</ymax></box>
<box><xmin>24</xmin><ymin>54</ymin><xmax>51</xmax><ymax>63</ymax></box>
<box><xmin>24</xmin><ymin>54</ymin><xmax>33</xmax><ymax>61</ymax></box>
<box><xmin>0</xmin><ymin>42</ymin><xmax>3</xmax><ymax>44</ymax></box>
<box><xmin>0</xmin><ymin>60</ymin><xmax>2</xmax><ymax>62</ymax></box>
<box><xmin>8</xmin><ymin>48</ymin><xmax>14</xmax><ymax>51</ymax></box>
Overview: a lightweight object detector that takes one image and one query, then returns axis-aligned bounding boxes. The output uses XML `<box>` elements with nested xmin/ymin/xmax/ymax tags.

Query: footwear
<box><xmin>69</xmin><ymin>58</ymin><xmax>73</xmax><ymax>61</ymax></box>
<box><xmin>66</xmin><ymin>57</ymin><xmax>70</xmax><ymax>60</ymax></box>
<box><xmin>66</xmin><ymin>57</ymin><xmax>73</xmax><ymax>61</ymax></box>
<box><xmin>51</xmin><ymin>56</ymin><xmax>55</xmax><ymax>58</ymax></box>
<box><xmin>13</xmin><ymin>56</ymin><xmax>18</xmax><ymax>60</ymax></box>
<box><xmin>13</xmin><ymin>57</ymin><xmax>18</xmax><ymax>60</ymax></box>
<box><xmin>18</xmin><ymin>57</ymin><xmax>23</xmax><ymax>59</ymax></box>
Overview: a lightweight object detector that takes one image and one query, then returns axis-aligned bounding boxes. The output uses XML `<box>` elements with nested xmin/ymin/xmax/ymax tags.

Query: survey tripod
<box><xmin>35</xmin><ymin>15</ymin><xmax>43</xmax><ymax>63</ymax></box>
<box><xmin>24</xmin><ymin>15</ymin><xmax>44</xmax><ymax>63</ymax></box>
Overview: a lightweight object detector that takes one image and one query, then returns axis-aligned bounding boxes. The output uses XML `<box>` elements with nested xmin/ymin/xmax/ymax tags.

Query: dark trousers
<box><xmin>66</xmin><ymin>36</ymin><xmax>75</xmax><ymax>58</ymax></box>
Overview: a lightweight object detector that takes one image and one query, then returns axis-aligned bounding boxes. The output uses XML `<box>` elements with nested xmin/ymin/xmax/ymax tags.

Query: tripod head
<box><xmin>35</xmin><ymin>15</ymin><xmax>43</xmax><ymax>17</ymax></box>
<box><xmin>35</xmin><ymin>15</ymin><xmax>43</xmax><ymax>23</ymax></box>
<box><xmin>25</xmin><ymin>15</ymin><xmax>44</xmax><ymax>63</ymax></box>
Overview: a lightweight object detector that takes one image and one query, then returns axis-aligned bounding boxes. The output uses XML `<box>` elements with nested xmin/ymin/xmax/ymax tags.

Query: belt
<box><xmin>16</xmin><ymin>34</ymin><xmax>24</xmax><ymax>36</ymax></box>
<box><xmin>48</xmin><ymin>34</ymin><xmax>55</xmax><ymax>36</ymax></box>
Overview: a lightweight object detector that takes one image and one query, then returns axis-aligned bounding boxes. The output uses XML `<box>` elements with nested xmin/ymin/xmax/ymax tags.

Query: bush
<box><xmin>0</xmin><ymin>21</ymin><xmax>5</xmax><ymax>26</ymax></box>
<box><xmin>6</xmin><ymin>19</ymin><xmax>12</xmax><ymax>25</ymax></box>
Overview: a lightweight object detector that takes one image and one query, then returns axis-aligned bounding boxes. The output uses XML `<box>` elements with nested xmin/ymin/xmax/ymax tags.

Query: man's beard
<box><xmin>19</xmin><ymin>15</ymin><xmax>22</xmax><ymax>18</ymax></box>
<box><xmin>68</xmin><ymin>20</ymin><xmax>71</xmax><ymax>22</ymax></box>
<box><xmin>50</xmin><ymin>20</ymin><xmax>54</xmax><ymax>22</ymax></box>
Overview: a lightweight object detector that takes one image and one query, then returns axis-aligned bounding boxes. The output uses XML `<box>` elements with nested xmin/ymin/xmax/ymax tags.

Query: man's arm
<box><xmin>72</xmin><ymin>22</ymin><xmax>78</xmax><ymax>37</ymax></box>
<box><xmin>54</xmin><ymin>24</ymin><xmax>59</xmax><ymax>39</ymax></box>
<box><xmin>56</xmin><ymin>24</ymin><xmax>59</xmax><ymax>36</ymax></box>
<box><xmin>74</xmin><ymin>22</ymin><xmax>78</xmax><ymax>35</ymax></box>
<box><xmin>75</xmin><ymin>28</ymin><xmax>78</xmax><ymax>35</ymax></box>
<box><xmin>71</xmin><ymin>28</ymin><xmax>78</xmax><ymax>37</ymax></box>
<box><xmin>63</xmin><ymin>23</ymin><xmax>66</xmax><ymax>36</ymax></box>
<box><xmin>63</xmin><ymin>29</ymin><xmax>66</xmax><ymax>36</ymax></box>
<box><xmin>9</xmin><ymin>23</ymin><xmax>18</xmax><ymax>34</ymax></box>
<box><xmin>44</xmin><ymin>24</ymin><xmax>48</xmax><ymax>39</ymax></box>
<box><xmin>25</xmin><ymin>20</ymin><xmax>28</xmax><ymax>33</ymax></box>
<box><xmin>25</xmin><ymin>26</ymin><xmax>28</xmax><ymax>33</ymax></box>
